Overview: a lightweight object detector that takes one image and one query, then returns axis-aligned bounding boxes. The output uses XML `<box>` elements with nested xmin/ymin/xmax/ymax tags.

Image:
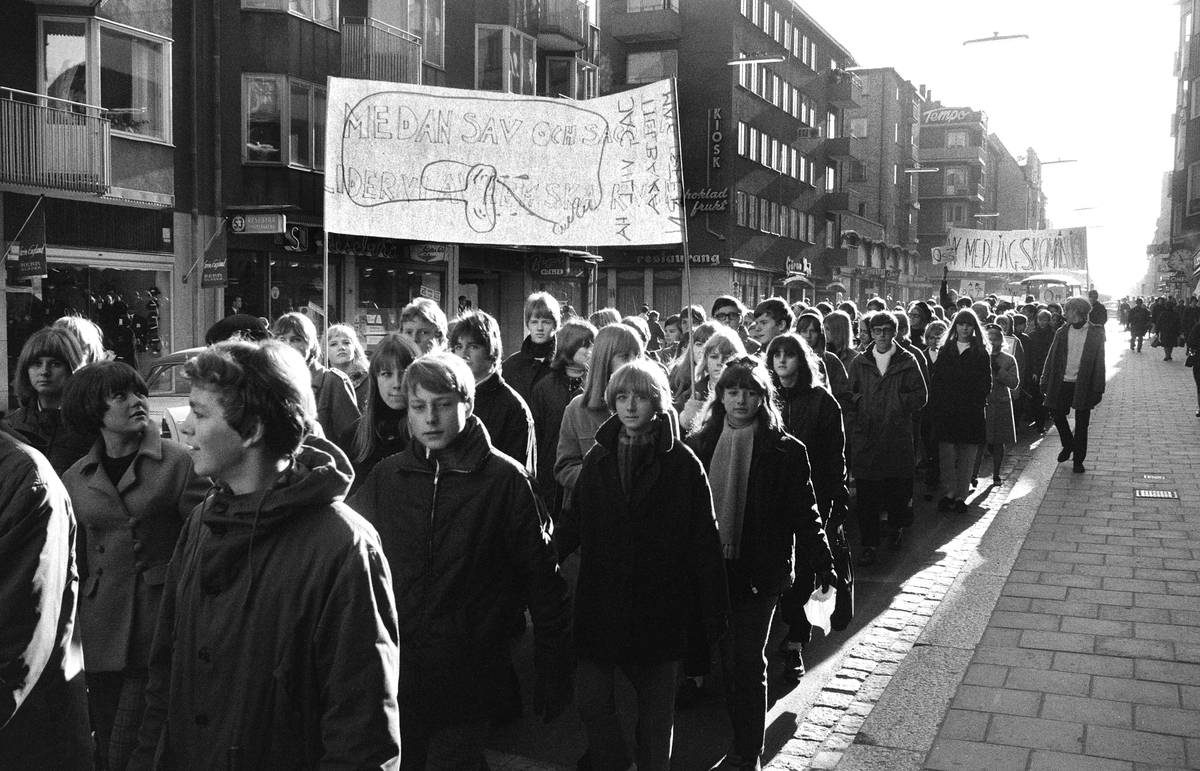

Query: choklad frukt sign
<box><xmin>324</xmin><ymin>77</ymin><xmax>684</xmax><ymax>247</ymax></box>
<box><xmin>934</xmin><ymin>226</ymin><xmax>1088</xmax><ymax>274</ymax></box>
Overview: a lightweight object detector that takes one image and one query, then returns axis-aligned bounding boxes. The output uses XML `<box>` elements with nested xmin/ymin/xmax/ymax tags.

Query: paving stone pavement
<box><xmin>827</xmin><ymin>336</ymin><xmax>1200</xmax><ymax>771</ymax></box>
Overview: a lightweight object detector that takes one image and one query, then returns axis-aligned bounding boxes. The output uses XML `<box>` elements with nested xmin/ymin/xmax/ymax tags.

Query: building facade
<box><xmin>1167</xmin><ymin>1</ymin><xmax>1200</xmax><ymax>298</ymax></box>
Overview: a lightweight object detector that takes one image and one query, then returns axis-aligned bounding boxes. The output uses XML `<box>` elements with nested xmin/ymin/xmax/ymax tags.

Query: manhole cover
<box><xmin>1135</xmin><ymin>489</ymin><xmax>1179</xmax><ymax>499</ymax></box>
<box><xmin>1142</xmin><ymin>474</ymin><xmax>1168</xmax><ymax>481</ymax></box>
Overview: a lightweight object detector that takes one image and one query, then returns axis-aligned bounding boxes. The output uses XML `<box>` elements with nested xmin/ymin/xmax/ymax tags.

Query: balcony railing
<box><xmin>612</xmin><ymin>0</ymin><xmax>681</xmax><ymax>42</ymax></box>
<box><xmin>0</xmin><ymin>88</ymin><xmax>110</xmax><ymax>195</ymax></box>
<box><xmin>341</xmin><ymin>18</ymin><xmax>423</xmax><ymax>84</ymax></box>
<box><xmin>537</xmin><ymin>0</ymin><xmax>588</xmax><ymax>51</ymax></box>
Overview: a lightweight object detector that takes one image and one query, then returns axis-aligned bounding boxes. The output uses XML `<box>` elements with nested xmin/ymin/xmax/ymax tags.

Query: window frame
<box><xmin>241</xmin><ymin>0</ymin><xmax>339</xmax><ymax>30</ymax></box>
<box><xmin>241</xmin><ymin>73</ymin><xmax>326</xmax><ymax>171</ymax></box>
<box><xmin>475</xmin><ymin>24</ymin><xmax>537</xmax><ymax>94</ymax></box>
<box><xmin>626</xmin><ymin>49</ymin><xmax>677</xmax><ymax>85</ymax></box>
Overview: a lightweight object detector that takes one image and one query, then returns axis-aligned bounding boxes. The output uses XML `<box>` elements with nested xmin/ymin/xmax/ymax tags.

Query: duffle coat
<box><xmin>927</xmin><ymin>342</ymin><xmax>992</xmax><ymax>445</ymax></box>
<box><xmin>985</xmin><ymin>350</ymin><xmax>1020</xmax><ymax>445</ymax></box>
<box><xmin>845</xmin><ymin>344</ymin><xmax>929</xmax><ymax>480</ymax></box>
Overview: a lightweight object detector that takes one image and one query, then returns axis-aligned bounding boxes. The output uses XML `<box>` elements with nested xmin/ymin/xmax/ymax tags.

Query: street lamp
<box><xmin>1040</xmin><ymin>159</ymin><xmax>1078</xmax><ymax>165</ymax></box>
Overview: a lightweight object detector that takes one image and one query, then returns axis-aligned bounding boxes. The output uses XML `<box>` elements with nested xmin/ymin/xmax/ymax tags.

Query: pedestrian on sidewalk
<box><xmin>1041</xmin><ymin>297</ymin><xmax>1106</xmax><ymax>474</ymax></box>
<box><xmin>687</xmin><ymin>358</ymin><xmax>835</xmax><ymax>771</ymax></box>
<box><xmin>558</xmin><ymin>360</ymin><xmax>729</xmax><ymax>771</ymax></box>
<box><xmin>1187</xmin><ymin>321</ymin><xmax>1200</xmax><ymax>418</ymax></box>
<box><xmin>349</xmin><ymin>353</ymin><xmax>573</xmax><ymax>769</ymax></box>
<box><xmin>920</xmin><ymin>320</ymin><xmax>949</xmax><ymax>496</ymax></box>
<box><xmin>928</xmin><ymin>309</ymin><xmax>991</xmax><ymax>514</ymax></box>
<box><xmin>1025</xmin><ymin>309</ymin><xmax>1056</xmax><ymax>431</ymax></box>
<box><xmin>5</xmin><ymin>327</ymin><xmax>93</xmax><ymax>474</ymax></box>
<box><xmin>1155</xmin><ymin>299</ymin><xmax>1182</xmax><ymax>361</ymax></box>
<box><xmin>1128</xmin><ymin>298</ymin><xmax>1152</xmax><ymax>352</ymax></box>
<box><xmin>273</xmin><ymin>311</ymin><xmax>361</xmax><ymax>456</ymax></box>
<box><xmin>973</xmin><ymin>324</ymin><xmax>1020</xmax><ymax>486</ymax></box>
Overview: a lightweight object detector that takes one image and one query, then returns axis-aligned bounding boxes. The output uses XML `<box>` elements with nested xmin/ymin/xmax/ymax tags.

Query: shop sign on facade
<box><xmin>201</xmin><ymin>255</ymin><xmax>228</xmax><ymax>288</ymax></box>
<box><xmin>410</xmin><ymin>243</ymin><xmax>448</xmax><ymax>263</ymax></box>
<box><xmin>709</xmin><ymin>108</ymin><xmax>723</xmax><ymax>169</ymax></box>
<box><xmin>685</xmin><ymin>188</ymin><xmax>729</xmax><ymax>217</ymax></box>
<box><xmin>632</xmin><ymin>252</ymin><xmax>721</xmax><ymax>265</ymax></box>
<box><xmin>785</xmin><ymin>257</ymin><xmax>812</xmax><ymax>276</ymax></box>
<box><xmin>328</xmin><ymin>233</ymin><xmax>405</xmax><ymax>259</ymax></box>
<box><xmin>419</xmin><ymin>284</ymin><xmax>442</xmax><ymax>302</ymax></box>
<box><xmin>230</xmin><ymin>213</ymin><xmax>287</xmax><ymax>234</ymax></box>
<box><xmin>531</xmin><ymin>254</ymin><xmax>573</xmax><ymax>277</ymax></box>
<box><xmin>16</xmin><ymin>205</ymin><xmax>47</xmax><ymax>280</ymax></box>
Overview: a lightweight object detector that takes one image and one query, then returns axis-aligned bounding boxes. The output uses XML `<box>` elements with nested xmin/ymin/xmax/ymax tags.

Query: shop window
<box><xmin>615</xmin><ymin>270</ymin><xmax>645</xmax><ymax>316</ymax></box>
<box><xmin>476</xmin><ymin>25</ymin><xmax>536</xmax><ymax>94</ymax></box>
<box><xmin>39</xmin><ymin>16</ymin><xmax>172</xmax><ymax>142</ymax></box>
<box><xmin>544</xmin><ymin>56</ymin><xmax>597</xmax><ymax>100</ymax></box>
<box><xmin>626</xmin><ymin>50</ymin><xmax>677</xmax><ymax>85</ymax></box>
<box><xmin>356</xmin><ymin>257</ymin><xmax>444</xmax><ymax>345</ymax></box>
<box><xmin>242</xmin><ymin>75</ymin><xmax>325</xmax><ymax>169</ymax></box>
<box><xmin>241</xmin><ymin>0</ymin><xmax>337</xmax><ymax>28</ymax></box>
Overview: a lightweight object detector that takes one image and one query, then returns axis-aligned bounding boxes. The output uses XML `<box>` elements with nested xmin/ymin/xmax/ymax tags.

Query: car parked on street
<box><xmin>145</xmin><ymin>347</ymin><xmax>203</xmax><ymax>442</ymax></box>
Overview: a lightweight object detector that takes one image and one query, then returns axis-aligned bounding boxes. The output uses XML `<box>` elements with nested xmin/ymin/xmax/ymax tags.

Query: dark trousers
<box><xmin>398</xmin><ymin>709</ymin><xmax>489</xmax><ymax>771</ymax></box>
<box><xmin>1051</xmin><ymin>381</ymin><xmax>1092</xmax><ymax>463</ymax></box>
<box><xmin>86</xmin><ymin>669</ymin><xmax>148</xmax><ymax>771</ymax></box>
<box><xmin>576</xmin><ymin>658</ymin><xmax>678</xmax><ymax>771</ymax></box>
<box><xmin>1028</xmin><ymin>378</ymin><xmax>1047</xmax><ymax>429</ymax></box>
<box><xmin>1131</xmin><ymin>332</ymin><xmax>1145</xmax><ymax>351</ymax></box>
<box><xmin>855</xmin><ymin>477</ymin><xmax>913</xmax><ymax>549</ymax></box>
<box><xmin>718</xmin><ymin>590</ymin><xmax>778</xmax><ymax>764</ymax></box>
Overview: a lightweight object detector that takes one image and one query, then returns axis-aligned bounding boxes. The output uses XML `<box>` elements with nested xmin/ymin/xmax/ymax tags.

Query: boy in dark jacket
<box><xmin>350</xmin><ymin>353</ymin><xmax>574</xmax><ymax>770</ymax></box>
<box><xmin>502</xmin><ymin>291</ymin><xmax>561</xmax><ymax>407</ymax></box>
<box><xmin>129</xmin><ymin>341</ymin><xmax>401</xmax><ymax>771</ymax></box>
<box><xmin>559</xmin><ymin>360</ymin><xmax>729</xmax><ymax>771</ymax></box>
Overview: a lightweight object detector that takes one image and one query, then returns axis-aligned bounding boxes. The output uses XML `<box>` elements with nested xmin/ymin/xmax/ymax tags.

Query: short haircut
<box><xmin>994</xmin><ymin>314</ymin><xmax>1013</xmax><ymax>334</ymax></box>
<box><xmin>680</xmin><ymin>305</ymin><xmax>706</xmax><ymax>324</ymax></box>
<box><xmin>400</xmin><ymin>298</ymin><xmax>448</xmax><ymax>341</ymax></box>
<box><xmin>865</xmin><ymin>296</ymin><xmax>886</xmax><ymax>312</ymax></box>
<box><xmin>869</xmin><ymin>310</ymin><xmax>898</xmax><ymax>331</ymax></box>
<box><xmin>550</xmin><ymin>319</ymin><xmax>597</xmax><ymax>371</ymax></box>
<box><xmin>710</xmin><ymin>295</ymin><xmax>747</xmax><ymax>317</ymax></box>
<box><xmin>185</xmin><ymin>340</ymin><xmax>315</xmax><ymax>460</ymax></box>
<box><xmin>753</xmin><ymin>297</ymin><xmax>794</xmax><ymax>330</ymax></box>
<box><xmin>956</xmin><ymin>296</ymin><xmax>973</xmax><ymax>309</ymax></box>
<box><xmin>325</xmin><ymin>323</ymin><xmax>369</xmax><ymax>371</ymax></box>
<box><xmin>448</xmin><ymin>310</ymin><xmax>503</xmax><ymax>362</ymax></box>
<box><xmin>621</xmin><ymin>315</ymin><xmax>650</xmax><ymax>345</ymax></box>
<box><xmin>699</xmin><ymin>328</ymin><xmax>747</xmax><ymax>381</ymax></box>
<box><xmin>971</xmin><ymin>301</ymin><xmax>992</xmax><ymax>324</ymax></box>
<box><xmin>14</xmin><ymin>327</ymin><xmax>85</xmax><ymax>404</ymax></box>
<box><xmin>605</xmin><ymin>359</ymin><xmax>672</xmax><ymax>414</ymax></box>
<box><xmin>815</xmin><ymin>302</ymin><xmax>835</xmax><ymax>317</ymax></box>
<box><xmin>61</xmin><ymin>360</ymin><xmax>149</xmax><ymax>435</ymax></box>
<box><xmin>1064</xmin><ymin>297</ymin><xmax>1091</xmax><ymax>317</ymax></box>
<box><xmin>402</xmin><ymin>352</ymin><xmax>475</xmax><ymax>408</ymax></box>
<box><xmin>837</xmin><ymin>300</ymin><xmax>859</xmax><ymax>320</ymax></box>
<box><xmin>924</xmin><ymin>320</ymin><xmax>948</xmax><ymax>347</ymax></box>
<box><xmin>53</xmin><ymin>316</ymin><xmax>106</xmax><ymax>365</ymax></box>
<box><xmin>206</xmin><ymin>314</ymin><xmax>270</xmax><ymax>345</ymax></box>
<box><xmin>663</xmin><ymin>314</ymin><xmax>681</xmax><ymax>331</ymax></box>
<box><xmin>589</xmin><ymin>308</ymin><xmax>622</xmax><ymax>329</ymax></box>
<box><xmin>764</xmin><ymin>332</ymin><xmax>822</xmax><ymax>391</ymax></box>
<box><xmin>272</xmin><ymin>311</ymin><xmax>319</xmax><ymax>362</ymax></box>
<box><xmin>647</xmin><ymin>310</ymin><xmax>660</xmax><ymax>321</ymax></box>
<box><xmin>524</xmin><ymin>292</ymin><xmax>562</xmax><ymax>328</ymax></box>
<box><xmin>582</xmin><ymin>323</ymin><xmax>644</xmax><ymax>410</ymax></box>
<box><xmin>1036</xmin><ymin>309</ymin><xmax>1052</xmax><ymax>323</ymax></box>
<box><xmin>796</xmin><ymin>311</ymin><xmax>827</xmax><ymax>352</ymax></box>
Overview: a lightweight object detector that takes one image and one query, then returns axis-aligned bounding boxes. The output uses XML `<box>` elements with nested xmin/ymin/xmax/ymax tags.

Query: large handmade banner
<box><xmin>933</xmin><ymin>227</ymin><xmax>1088</xmax><ymax>274</ymax></box>
<box><xmin>324</xmin><ymin>78</ymin><xmax>682</xmax><ymax>246</ymax></box>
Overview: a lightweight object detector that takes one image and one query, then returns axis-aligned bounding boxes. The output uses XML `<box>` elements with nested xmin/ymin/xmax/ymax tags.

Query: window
<box><xmin>825</xmin><ymin>214</ymin><xmax>836</xmax><ymax>247</ymax></box>
<box><xmin>800</xmin><ymin>34</ymin><xmax>811</xmax><ymax>67</ymax></box>
<box><xmin>748</xmin><ymin>195</ymin><xmax>759</xmax><ymax>230</ymax></box>
<box><xmin>894</xmin><ymin>122</ymin><xmax>899</xmax><ymax>143</ymax></box>
<box><xmin>825</xmin><ymin>163</ymin><xmax>836</xmax><ymax>193</ymax></box>
<box><xmin>893</xmin><ymin>164</ymin><xmax>899</xmax><ymax>185</ymax></box>
<box><xmin>944</xmin><ymin>202</ymin><xmax>967</xmax><ymax>225</ymax></box>
<box><xmin>1192</xmin><ymin>77</ymin><xmax>1200</xmax><ymax>120</ymax></box>
<box><xmin>40</xmin><ymin>17</ymin><xmax>173</xmax><ymax>142</ymax></box>
<box><xmin>946</xmin><ymin>130</ymin><xmax>968</xmax><ymax>148</ymax></box>
<box><xmin>242</xmin><ymin>0</ymin><xmax>337</xmax><ymax>28</ymax></box>
<box><xmin>242</xmin><ymin>74</ymin><xmax>325</xmax><ymax>169</ymax></box>
<box><xmin>406</xmin><ymin>0</ymin><xmax>445</xmax><ymax>68</ymax></box>
<box><xmin>944</xmin><ymin>166</ymin><xmax>967</xmax><ymax>192</ymax></box>
<box><xmin>1188</xmin><ymin>161</ymin><xmax>1200</xmax><ymax>216</ymax></box>
<box><xmin>626</xmin><ymin>50</ymin><xmax>677</xmax><ymax>84</ymax></box>
<box><xmin>849</xmin><ymin>118</ymin><xmax>868</xmax><ymax>138</ymax></box>
<box><xmin>736</xmin><ymin>190</ymin><xmax>748</xmax><ymax>226</ymax></box>
<box><xmin>545</xmin><ymin>57</ymin><xmax>597</xmax><ymax>100</ymax></box>
<box><xmin>476</xmin><ymin>25</ymin><xmax>536</xmax><ymax>94</ymax></box>
<box><xmin>826</xmin><ymin>110</ymin><xmax>838</xmax><ymax>139</ymax></box>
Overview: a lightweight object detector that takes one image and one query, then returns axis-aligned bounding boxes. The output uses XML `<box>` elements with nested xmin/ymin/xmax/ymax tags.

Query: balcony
<box><xmin>341</xmin><ymin>18</ymin><xmax>423</xmax><ymax>84</ymax></box>
<box><xmin>825</xmin><ymin>135</ymin><xmax>863</xmax><ymax>162</ymax></box>
<box><xmin>823</xmin><ymin>186</ymin><xmax>861</xmax><ymax>214</ymax></box>
<box><xmin>611</xmin><ymin>0</ymin><xmax>681</xmax><ymax>43</ymax></box>
<box><xmin>0</xmin><ymin>89</ymin><xmax>110</xmax><ymax>196</ymax></box>
<box><xmin>825</xmin><ymin>69</ymin><xmax>862</xmax><ymax>110</ymax></box>
<box><xmin>922</xmin><ymin>143</ymin><xmax>986</xmax><ymax>165</ymax></box>
<box><xmin>536</xmin><ymin>0</ymin><xmax>588</xmax><ymax>51</ymax></box>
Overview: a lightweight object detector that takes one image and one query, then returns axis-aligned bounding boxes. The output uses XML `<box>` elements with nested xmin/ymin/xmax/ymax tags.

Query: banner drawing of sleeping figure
<box><xmin>325</xmin><ymin>77</ymin><xmax>683</xmax><ymax>247</ymax></box>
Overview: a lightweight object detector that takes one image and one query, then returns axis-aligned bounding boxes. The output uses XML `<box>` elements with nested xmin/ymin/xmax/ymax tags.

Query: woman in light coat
<box><xmin>60</xmin><ymin>361</ymin><xmax>207</xmax><ymax>771</ymax></box>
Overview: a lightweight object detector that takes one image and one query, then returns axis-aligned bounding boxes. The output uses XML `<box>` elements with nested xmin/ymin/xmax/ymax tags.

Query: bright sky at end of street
<box><xmin>798</xmin><ymin>0</ymin><xmax>1178</xmax><ymax>297</ymax></box>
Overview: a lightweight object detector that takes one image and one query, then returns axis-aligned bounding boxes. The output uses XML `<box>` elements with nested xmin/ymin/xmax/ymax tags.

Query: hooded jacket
<box><xmin>561</xmin><ymin>412</ymin><xmax>729</xmax><ymax>664</ymax></box>
<box><xmin>845</xmin><ymin>343</ymin><xmax>928</xmax><ymax>480</ymax></box>
<box><xmin>128</xmin><ymin>436</ymin><xmax>401</xmax><ymax>771</ymax></box>
<box><xmin>0</xmin><ymin>427</ymin><xmax>91</xmax><ymax>770</ymax></box>
<box><xmin>473</xmin><ymin>371</ymin><xmax>536</xmax><ymax>473</ymax></box>
<box><xmin>348</xmin><ymin>416</ymin><xmax>572</xmax><ymax>724</ymax></box>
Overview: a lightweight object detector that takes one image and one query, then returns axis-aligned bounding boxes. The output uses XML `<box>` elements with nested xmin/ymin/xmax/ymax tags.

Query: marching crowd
<box><xmin>3</xmin><ymin>272</ymin><xmax>1196</xmax><ymax>771</ymax></box>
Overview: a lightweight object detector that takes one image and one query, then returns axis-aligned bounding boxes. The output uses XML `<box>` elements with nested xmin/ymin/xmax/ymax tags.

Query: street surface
<box><xmin>483</xmin><ymin>328</ymin><xmax>1200</xmax><ymax>770</ymax></box>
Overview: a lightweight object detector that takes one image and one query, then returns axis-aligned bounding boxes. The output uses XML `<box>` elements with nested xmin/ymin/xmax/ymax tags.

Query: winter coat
<box><xmin>1127</xmin><ymin>305</ymin><xmax>1152</xmax><ymax>336</ymax></box>
<box><xmin>1041</xmin><ymin>324</ymin><xmax>1106</xmax><ymax>412</ymax></box>
<box><xmin>502</xmin><ymin>336</ymin><xmax>555</xmax><ymax>407</ymax></box>
<box><xmin>1026</xmin><ymin>326</ymin><xmax>1056</xmax><ymax>380</ymax></box>
<box><xmin>1089</xmin><ymin>300</ymin><xmax>1108</xmax><ymax>326</ymax></box>
<box><xmin>817</xmin><ymin>350</ymin><xmax>853</xmax><ymax>416</ymax></box>
<box><xmin>1156</xmin><ymin>307</ymin><xmax>1182</xmax><ymax>345</ymax></box>
<box><xmin>845</xmin><ymin>344</ymin><xmax>928</xmax><ymax>479</ymax></box>
<box><xmin>554</xmin><ymin>394</ymin><xmax>610</xmax><ymax>509</ymax></box>
<box><xmin>0</xmin><ymin>428</ymin><xmax>91</xmax><ymax>771</ymax></box>
<box><xmin>345</xmin><ymin>411</ymin><xmax>409</xmax><ymax>496</ymax></box>
<box><xmin>128</xmin><ymin>437</ymin><xmax>401</xmax><ymax>771</ymax></box>
<box><xmin>62</xmin><ymin>431</ymin><xmax>207</xmax><ymax>673</ymax></box>
<box><xmin>562</xmin><ymin>413</ymin><xmax>729</xmax><ymax>665</ymax></box>
<box><xmin>985</xmin><ymin>350</ymin><xmax>1020</xmax><ymax>445</ymax></box>
<box><xmin>688</xmin><ymin>422</ymin><xmax>834</xmax><ymax>598</ymax></box>
<box><xmin>348</xmin><ymin>417</ymin><xmax>572</xmax><ymax>723</ymax></box>
<box><xmin>928</xmin><ymin>343</ymin><xmax>992</xmax><ymax>445</ymax></box>
<box><xmin>776</xmin><ymin>382</ymin><xmax>849</xmax><ymax>523</ymax></box>
<box><xmin>310</xmin><ymin>361</ymin><xmax>361</xmax><ymax>455</ymax></box>
<box><xmin>530</xmin><ymin>368</ymin><xmax>585</xmax><ymax>513</ymax></box>
<box><xmin>348</xmin><ymin>368</ymin><xmax>370</xmax><ymax>413</ymax></box>
<box><xmin>473</xmin><ymin>371</ymin><xmax>536</xmax><ymax>472</ymax></box>
<box><xmin>4</xmin><ymin>403</ymin><xmax>94</xmax><ymax>475</ymax></box>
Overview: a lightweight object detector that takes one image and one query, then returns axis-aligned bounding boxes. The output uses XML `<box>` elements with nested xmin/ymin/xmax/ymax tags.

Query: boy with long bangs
<box><xmin>559</xmin><ymin>359</ymin><xmax>729</xmax><ymax>771</ymax></box>
<box><xmin>349</xmin><ymin>353</ymin><xmax>573</xmax><ymax>770</ymax></box>
<box><xmin>503</xmin><ymin>291</ymin><xmax>562</xmax><ymax>406</ymax></box>
<box><xmin>450</xmin><ymin>309</ymin><xmax>536</xmax><ymax>471</ymax></box>
<box><xmin>129</xmin><ymin>340</ymin><xmax>400</xmax><ymax>771</ymax></box>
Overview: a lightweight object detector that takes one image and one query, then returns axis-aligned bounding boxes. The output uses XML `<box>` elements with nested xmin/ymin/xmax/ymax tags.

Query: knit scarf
<box><xmin>709</xmin><ymin>419</ymin><xmax>755</xmax><ymax>559</ymax></box>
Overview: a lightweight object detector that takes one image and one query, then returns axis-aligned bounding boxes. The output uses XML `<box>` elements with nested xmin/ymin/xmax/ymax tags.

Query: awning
<box><xmin>784</xmin><ymin>275</ymin><xmax>814</xmax><ymax>287</ymax></box>
<box><xmin>825</xmin><ymin>281</ymin><xmax>847</xmax><ymax>292</ymax></box>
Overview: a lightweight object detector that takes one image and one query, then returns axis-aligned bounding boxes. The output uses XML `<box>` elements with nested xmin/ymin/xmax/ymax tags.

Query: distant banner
<box><xmin>324</xmin><ymin>78</ymin><xmax>683</xmax><ymax>246</ymax></box>
<box><xmin>935</xmin><ymin>227</ymin><xmax>1088</xmax><ymax>274</ymax></box>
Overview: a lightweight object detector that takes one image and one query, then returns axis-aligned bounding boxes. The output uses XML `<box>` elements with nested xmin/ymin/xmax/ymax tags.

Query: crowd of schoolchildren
<box><xmin>0</xmin><ymin>270</ymin><xmax>1137</xmax><ymax>771</ymax></box>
